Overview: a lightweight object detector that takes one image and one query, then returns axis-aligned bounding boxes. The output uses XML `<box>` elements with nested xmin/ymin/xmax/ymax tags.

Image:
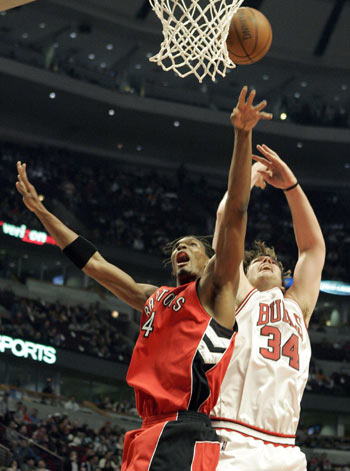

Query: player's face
<box><xmin>171</xmin><ymin>237</ymin><xmax>209</xmax><ymax>286</ymax></box>
<box><xmin>246</xmin><ymin>255</ymin><xmax>283</xmax><ymax>291</ymax></box>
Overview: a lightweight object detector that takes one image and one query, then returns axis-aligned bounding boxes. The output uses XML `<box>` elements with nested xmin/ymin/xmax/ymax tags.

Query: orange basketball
<box><xmin>226</xmin><ymin>7</ymin><xmax>272</xmax><ymax>65</ymax></box>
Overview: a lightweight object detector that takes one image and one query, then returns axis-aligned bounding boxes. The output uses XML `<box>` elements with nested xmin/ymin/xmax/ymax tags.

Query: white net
<box><xmin>149</xmin><ymin>0</ymin><xmax>244</xmax><ymax>82</ymax></box>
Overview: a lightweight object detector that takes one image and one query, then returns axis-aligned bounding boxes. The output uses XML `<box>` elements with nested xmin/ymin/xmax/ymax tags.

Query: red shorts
<box><xmin>121</xmin><ymin>411</ymin><xmax>221</xmax><ymax>471</ymax></box>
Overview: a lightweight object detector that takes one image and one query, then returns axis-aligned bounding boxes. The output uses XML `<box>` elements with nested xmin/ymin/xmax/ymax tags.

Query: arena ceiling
<box><xmin>0</xmin><ymin>0</ymin><xmax>350</xmax><ymax>187</ymax></box>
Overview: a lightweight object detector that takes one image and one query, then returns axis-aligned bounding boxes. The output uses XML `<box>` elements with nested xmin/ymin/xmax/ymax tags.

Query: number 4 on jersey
<box><xmin>142</xmin><ymin>311</ymin><xmax>156</xmax><ymax>337</ymax></box>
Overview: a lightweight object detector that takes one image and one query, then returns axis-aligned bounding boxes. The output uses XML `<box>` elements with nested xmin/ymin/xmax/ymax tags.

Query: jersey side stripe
<box><xmin>205</xmin><ymin>324</ymin><xmax>232</xmax><ymax>350</ymax></box>
<box><xmin>203</xmin><ymin>334</ymin><xmax>226</xmax><ymax>353</ymax></box>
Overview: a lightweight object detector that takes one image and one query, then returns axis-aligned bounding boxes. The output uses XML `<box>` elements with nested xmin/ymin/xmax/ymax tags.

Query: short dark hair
<box><xmin>243</xmin><ymin>240</ymin><xmax>291</xmax><ymax>287</ymax></box>
<box><xmin>162</xmin><ymin>235</ymin><xmax>214</xmax><ymax>270</ymax></box>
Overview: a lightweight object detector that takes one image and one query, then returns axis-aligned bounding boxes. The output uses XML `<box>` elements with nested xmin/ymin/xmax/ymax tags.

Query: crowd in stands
<box><xmin>2</xmin><ymin>391</ymin><xmax>350</xmax><ymax>471</ymax></box>
<box><xmin>307</xmin><ymin>455</ymin><xmax>350</xmax><ymax>471</ymax></box>
<box><xmin>0</xmin><ymin>287</ymin><xmax>133</xmax><ymax>364</ymax></box>
<box><xmin>305</xmin><ymin>366</ymin><xmax>350</xmax><ymax>396</ymax></box>
<box><xmin>1</xmin><ymin>141</ymin><xmax>349</xmax><ymax>281</ymax></box>
<box><xmin>0</xmin><ymin>396</ymin><xmax>125</xmax><ymax>471</ymax></box>
<box><xmin>296</xmin><ymin>427</ymin><xmax>350</xmax><ymax>470</ymax></box>
<box><xmin>278</xmin><ymin>94</ymin><xmax>349</xmax><ymax>129</ymax></box>
<box><xmin>0</xmin><ymin>33</ymin><xmax>349</xmax><ymax>130</ymax></box>
<box><xmin>313</xmin><ymin>339</ymin><xmax>350</xmax><ymax>363</ymax></box>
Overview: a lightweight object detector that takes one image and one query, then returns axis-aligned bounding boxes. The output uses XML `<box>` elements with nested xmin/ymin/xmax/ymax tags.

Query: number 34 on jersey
<box><xmin>256</xmin><ymin>300</ymin><xmax>305</xmax><ymax>371</ymax></box>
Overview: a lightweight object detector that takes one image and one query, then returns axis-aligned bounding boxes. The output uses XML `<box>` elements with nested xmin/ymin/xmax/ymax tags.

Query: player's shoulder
<box><xmin>236</xmin><ymin>276</ymin><xmax>257</xmax><ymax>311</ymax></box>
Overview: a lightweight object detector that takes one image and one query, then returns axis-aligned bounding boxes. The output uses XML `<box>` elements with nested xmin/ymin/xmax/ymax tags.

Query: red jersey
<box><xmin>127</xmin><ymin>280</ymin><xmax>237</xmax><ymax>419</ymax></box>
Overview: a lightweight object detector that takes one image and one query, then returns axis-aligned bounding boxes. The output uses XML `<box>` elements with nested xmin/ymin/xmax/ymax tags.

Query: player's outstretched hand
<box><xmin>251</xmin><ymin>161</ymin><xmax>270</xmax><ymax>190</ymax></box>
<box><xmin>231</xmin><ymin>86</ymin><xmax>272</xmax><ymax>131</ymax></box>
<box><xmin>252</xmin><ymin>144</ymin><xmax>297</xmax><ymax>190</ymax></box>
<box><xmin>16</xmin><ymin>161</ymin><xmax>45</xmax><ymax>213</ymax></box>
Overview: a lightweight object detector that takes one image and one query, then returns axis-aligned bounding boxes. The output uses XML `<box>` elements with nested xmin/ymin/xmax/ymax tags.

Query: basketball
<box><xmin>226</xmin><ymin>7</ymin><xmax>272</xmax><ymax>65</ymax></box>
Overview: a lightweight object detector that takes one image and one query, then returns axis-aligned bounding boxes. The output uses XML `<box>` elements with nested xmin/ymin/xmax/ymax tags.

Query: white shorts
<box><xmin>216</xmin><ymin>429</ymin><xmax>307</xmax><ymax>471</ymax></box>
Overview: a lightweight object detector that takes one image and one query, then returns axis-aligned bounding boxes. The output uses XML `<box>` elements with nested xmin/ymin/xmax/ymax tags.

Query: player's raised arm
<box><xmin>16</xmin><ymin>161</ymin><xmax>157</xmax><ymax>311</ymax></box>
<box><xmin>252</xmin><ymin>145</ymin><xmax>326</xmax><ymax>325</ymax></box>
<box><xmin>212</xmin><ymin>161</ymin><xmax>267</xmax><ymax>252</ymax></box>
<box><xmin>199</xmin><ymin>87</ymin><xmax>272</xmax><ymax>328</ymax></box>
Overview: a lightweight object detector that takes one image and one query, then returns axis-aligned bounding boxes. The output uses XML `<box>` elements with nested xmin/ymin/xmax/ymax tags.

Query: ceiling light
<box><xmin>22</xmin><ymin>33</ymin><xmax>29</xmax><ymax>39</ymax></box>
<box><xmin>70</xmin><ymin>32</ymin><xmax>77</xmax><ymax>39</ymax></box>
<box><xmin>100</xmin><ymin>62</ymin><xmax>107</xmax><ymax>68</ymax></box>
<box><xmin>38</xmin><ymin>194</ymin><xmax>45</xmax><ymax>201</ymax></box>
<box><xmin>296</xmin><ymin>142</ymin><xmax>303</xmax><ymax>149</ymax></box>
<box><xmin>106</xmin><ymin>43</ymin><xmax>114</xmax><ymax>51</ymax></box>
<box><xmin>280</xmin><ymin>112</ymin><xmax>287</xmax><ymax>120</ymax></box>
<box><xmin>173</xmin><ymin>121</ymin><xmax>180</xmax><ymax>127</ymax></box>
<box><xmin>39</xmin><ymin>22</ymin><xmax>46</xmax><ymax>29</ymax></box>
<box><xmin>262</xmin><ymin>74</ymin><xmax>269</xmax><ymax>81</ymax></box>
<box><xmin>49</xmin><ymin>92</ymin><xmax>56</xmax><ymax>99</ymax></box>
<box><xmin>108</xmin><ymin>109</ymin><xmax>115</xmax><ymax>116</ymax></box>
<box><xmin>111</xmin><ymin>310</ymin><xmax>119</xmax><ymax>319</ymax></box>
<box><xmin>88</xmin><ymin>53</ymin><xmax>95</xmax><ymax>60</ymax></box>
<box><xmin>136</xmin><ymin>145</ymin><xmax>143</xmax><ymax>151</ymax></box>
<box><xmin>341</xmin><ymin>84</ymin><xmax>347</xmax><ymax>91</ymax></box>
<box><xmin>294</xmin><ymin>92</ymin><xmax>301</xmax><ymax>99</ymax></box>
<box><xmin>345</xmin><ymin>163</ymin><xmax>350</xmax><ymax>169</ymax></box>
<box><xmin>300</xmin><ymin>81</ymin><xmax>308</xmax><ymax>88</ymax></box>
<box><xmin>146</xmin><ymin>52</ymin><xmax>153</xmax><ymax>58</ymax></box>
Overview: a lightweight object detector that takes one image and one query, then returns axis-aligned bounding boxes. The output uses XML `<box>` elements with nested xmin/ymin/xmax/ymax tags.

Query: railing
<box><xmin>0</xmin><ymin>443</ymin><xmax>11</xmax><ymax>467</ymax></box>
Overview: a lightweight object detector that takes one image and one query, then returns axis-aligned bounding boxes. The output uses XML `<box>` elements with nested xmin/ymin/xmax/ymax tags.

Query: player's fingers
<box><xmin>260</xmin><ymin>144</ymin><xmax>279</xmax><ymax>158</ymax></box>
<box><xmin>254</xmin><ymin>99</ymin><xmax>267</xmax><ymax>111</ymax></box>
<box><xmin>230</xmin><ymin>108</ymin><xmax>241</xmax><ymax>121</ymax></box>
<box><xmin>259</xmin><ymin>112</ymin><xmax>273</xmax><ymax>120</ymax></box>
<box><xmin>252</xmin><ymin>154</ymin><xmax>273</xmax><ymax>168</ymax></box>
<box><xmin>17</xmin><ymin>162</ymin><xmax>28</xmax><ymax>183</ymax></box>
<box><xmin>20</xmin><ymin>163</ymin><xmax>34</xmax><ymax>192</ymax></box>
<box><xmin>257</xmin><ymin>179</ymin><xmax>267</xmax><ymax>190</ymax></box>
<box><xmin>256</xmin><ymin>144</ymin><xmax>277</xmax><ymax>160</ymax></box>
<box><xmin>237</xmin><ymin>86</ymin><xmax>248</xmax><ymax>107</ymax></box>
<box><xmin>246</xmin><ymin>89</ymin><xmax>256</xmax><ymax>107</ymax></box>
<box><xmin>16</xmin><ymin>181</ymin><xmax>27</xmax><ymax>196</ymax></box>
<box><xmin>22</xmin><ymin>163</ymin><xmax>30</xmax><ymax>182</ymax></box>
<box><xmin>257</xmin><ymin>170</ymin><xmax>273</xmax><ymax>182</ymax></box>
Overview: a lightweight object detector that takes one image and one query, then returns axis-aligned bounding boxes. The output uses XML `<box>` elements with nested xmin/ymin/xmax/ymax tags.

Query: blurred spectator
<box><xmin>36</xmin><ymin>460</ymin><xmax>49</xmax><ymax>471</ymax></box>
<box><xmin>64</xmin><ymin>397</ymin><xmax>80</xmax><ymax>412</ymax></box>
<box><xmin>64</xmin><ymin>451</ymin><xmax>78</xmax><ymax>471</ymax></box>
<box><xmin>41</xmin><ymin>379</ymin><xmax>53</xmax><ymax>396</ymax></box>
<box><xmin>0</xmin><ymin>392</ymin><xmax>11</xmax><ymax>425</ymax></box>
<box><xmin>7</xmin><ymin>460</ymin><xmax>20</xmax><ymax>471</ymax></box>
<box><xmin>28</xmin><ymin>409</ymin><xmax>41</xmax><ymax>426</ymax></box>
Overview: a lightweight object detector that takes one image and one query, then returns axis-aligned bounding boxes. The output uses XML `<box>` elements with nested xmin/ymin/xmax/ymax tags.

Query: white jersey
<box><xmin>211</xmin><ymin>287</ymin><xmax>311</xmax><ymax>445</ymax></box>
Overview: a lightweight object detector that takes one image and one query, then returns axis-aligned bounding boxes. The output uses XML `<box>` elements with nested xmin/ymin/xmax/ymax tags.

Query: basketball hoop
<box><xmin>0</xmin><ymin>0</ymin><xmax>36</xmax><ymax>11</ymax></box>
<box><xmin>148</xmin><ymin>0</ymin><xmax>244</xmax><ymax>82</ymax></box>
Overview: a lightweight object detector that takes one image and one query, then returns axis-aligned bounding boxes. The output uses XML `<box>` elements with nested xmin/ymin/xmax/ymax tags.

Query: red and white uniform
<box><xmin>211</xmin><ymin>287</ymin><xmax>310</xmax><ymax>471</ymax></box>
<box><xmin>122</xmin><ymin>280</ymin><xmax>237</xmax><ymax>471</ymax></box>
